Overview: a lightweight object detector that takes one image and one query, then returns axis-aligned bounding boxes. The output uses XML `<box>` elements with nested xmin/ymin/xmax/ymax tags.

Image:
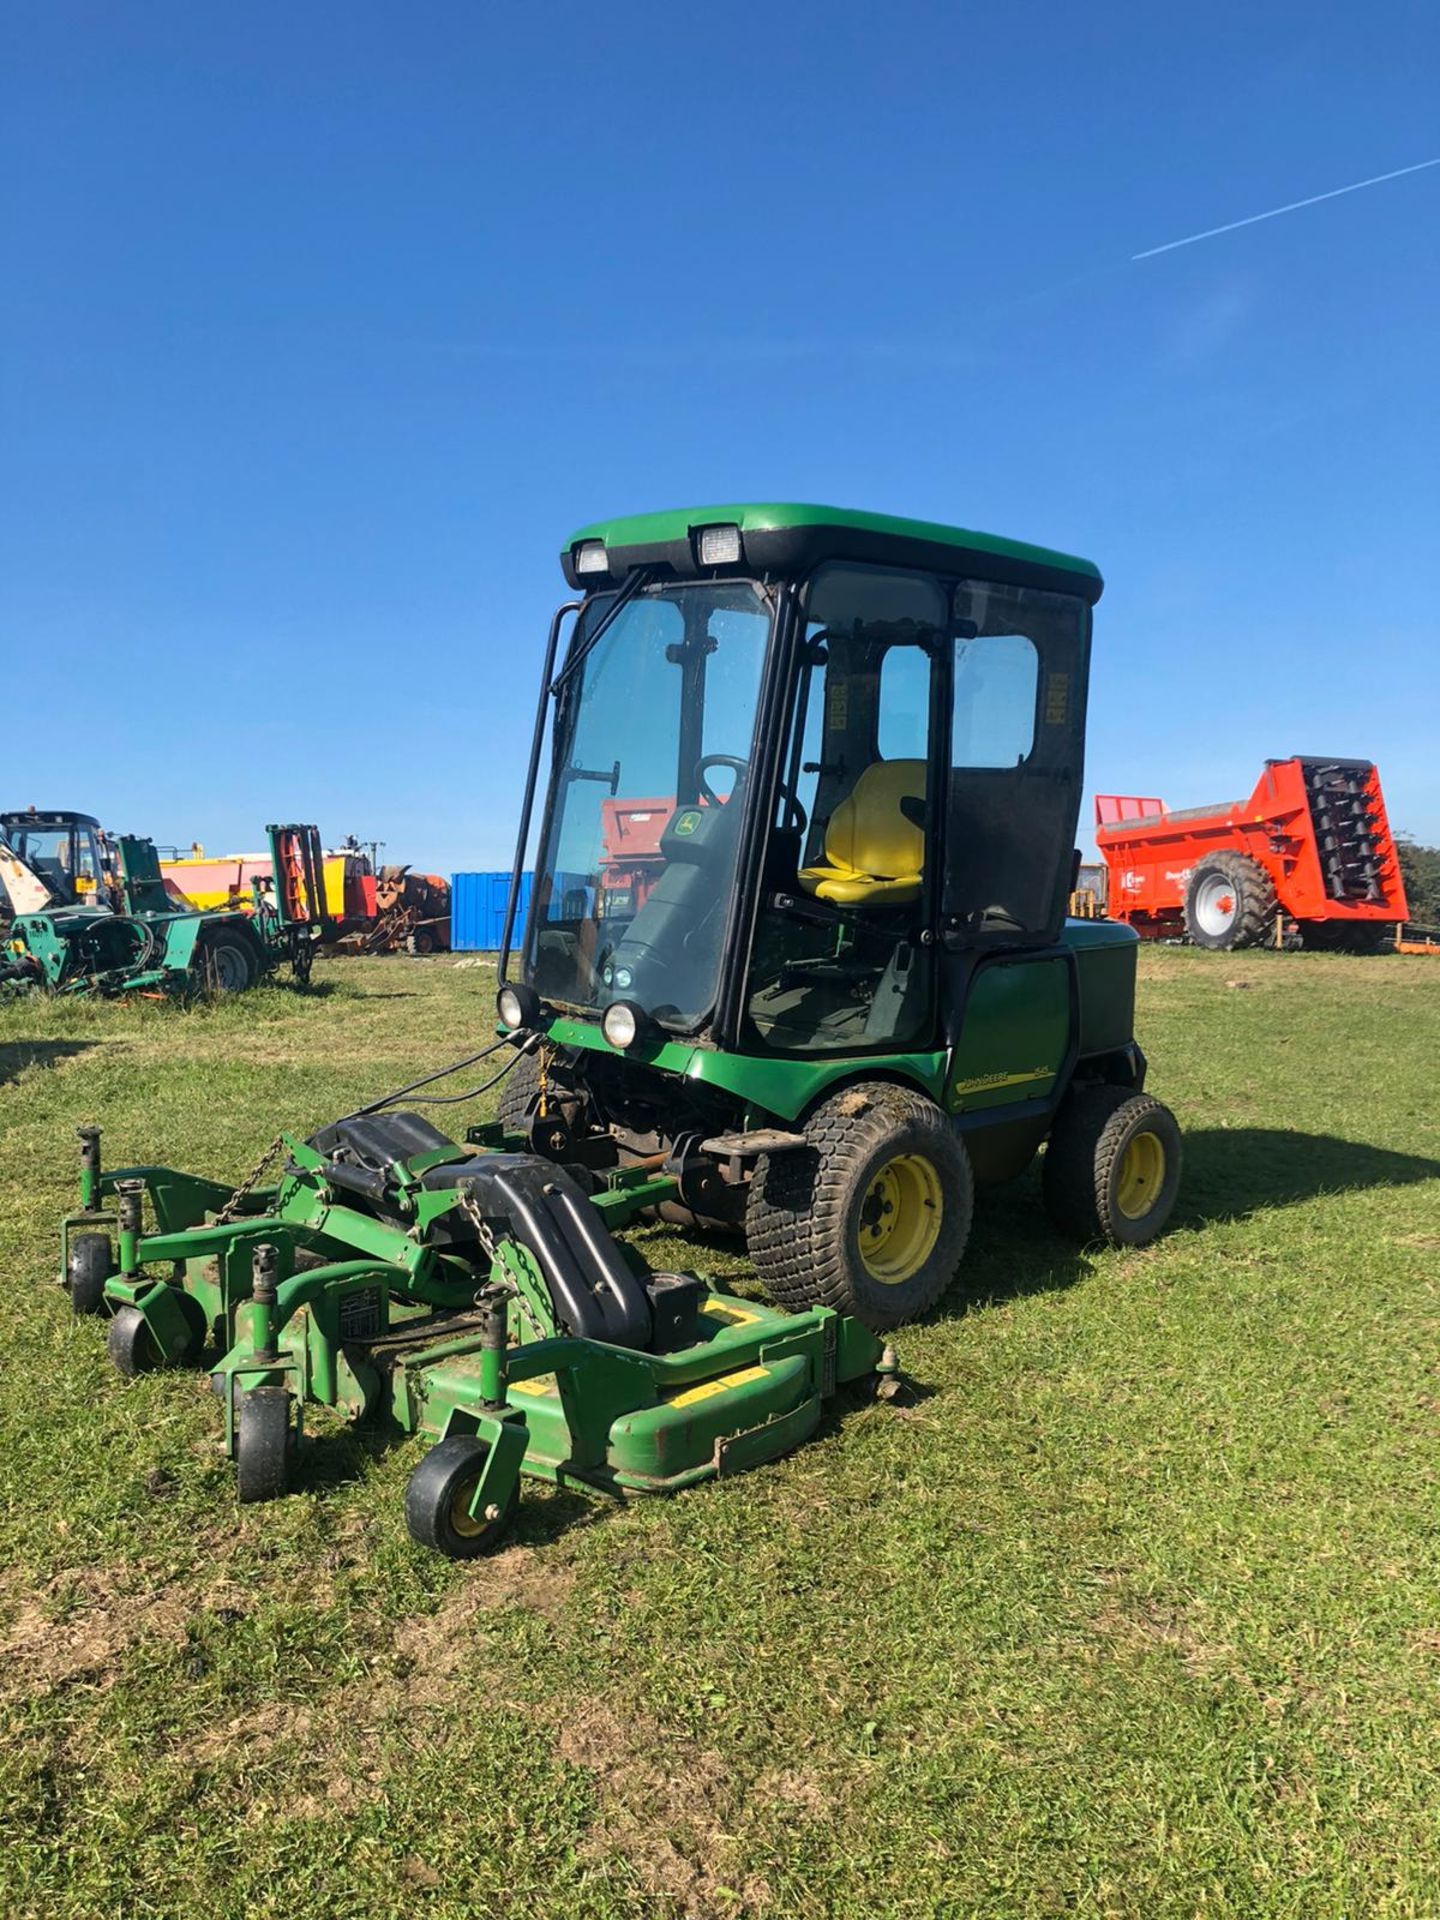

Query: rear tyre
<box><xmin>236</xmin><ymin>1388</ymin><xmax>295</xmax><ymax>1504</ymax></box>
<box><xmin>405</xmin><ymin>1435</ymin><xmax>518</xmax><ymax>1559</ymax></box>
<box><xmin>747</xmin><ymin>1083</ymin><xmax>974</xmax><ymax>1331</ymax></box>
<box><xmin>1183</xmin><ymin>852</ymin><xmax>1276</xmax><ymax>950</ymax></box>
<box><xmin>67</xmin><ymin>1233</ymin><xmax>112</xmax><ymax>1315</ymax></box>
<box><xmin>405</xmin><ymin>928</ymin><xmax>436</xmax><ymax>956</ymax></box>
<box><xmin>1043</xmin><ymin>1086</ymin><xmax>1182</xmax><ymax>1248</ymax></box>
<box><xmin>199</xmin><ymin>929</ymin><xmax>261</xmax><ymax>995</ymax></box>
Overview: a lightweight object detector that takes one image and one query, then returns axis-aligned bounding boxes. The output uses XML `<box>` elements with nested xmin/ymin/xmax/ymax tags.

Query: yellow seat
<box><xmin>798</xmin><ymin>760</ymin><xmax>926</xmax><ymax>906</ymax></box>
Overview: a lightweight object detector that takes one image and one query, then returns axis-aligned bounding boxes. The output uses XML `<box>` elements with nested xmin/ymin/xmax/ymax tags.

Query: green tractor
<box><xmin>494</xmin><ymin>504</ymin><xmax>1181</xmax><ymax>1328</ymax></box>
<box><xmin>56</xmin><ymin>506</ymin><xmax>1179</xmax><ymax>1557</ymax></box>
<box><xmin>2</xmin><ymin>810</ymin><xmax>326</xmax><ymax>996</ymax></box>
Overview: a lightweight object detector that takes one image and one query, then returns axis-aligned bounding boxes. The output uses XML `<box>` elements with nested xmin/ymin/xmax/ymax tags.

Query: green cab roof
<box><xmin>560</xmin><ymin>502</ymin><xmax>1103</xmax><ymax>603</ymax></box>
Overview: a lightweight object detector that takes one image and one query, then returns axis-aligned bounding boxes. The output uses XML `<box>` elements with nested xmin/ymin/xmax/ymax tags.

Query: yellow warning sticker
<box><xmin>670</xmin><ymin>1365</ymin><xmax>770</xmax><ymax>1409</ymax></box>
<box><xmin>701</xmin><ymin>1302</ymin><xmax>762</xmax><ymax>1327</ymax></box>
<box><xmin>826</xmin><ymin>680</ymin><xmax>849</xmax><ymax>731</ymax></box>
<box><xmin>509</xmin><ymin>1374</ymin><xmax>557</xmax><ymax>1397</ymax></box>
<box><xmin>1045</xmin><ymin>672</ymin><xmax>1070</xmax><ymax>726</ymax></box>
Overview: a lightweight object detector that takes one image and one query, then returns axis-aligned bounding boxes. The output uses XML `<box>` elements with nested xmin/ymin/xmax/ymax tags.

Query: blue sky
<box><xmin>3</xmin><ymin>1</ymin><xmax>1437</xmax><ymax>874</ymax></box>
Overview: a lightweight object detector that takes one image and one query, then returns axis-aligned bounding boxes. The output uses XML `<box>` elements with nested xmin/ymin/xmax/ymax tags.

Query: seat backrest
<box><xmin>823</xmin><ymin>760</ymin><xmax>927</xmax><ymax>878</ymax></box>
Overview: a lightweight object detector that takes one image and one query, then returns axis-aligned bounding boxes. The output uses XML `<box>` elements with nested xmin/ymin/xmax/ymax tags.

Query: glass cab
<box><xmin>3</xmin><ymin>817</ymin><xmax>108</xmax><ymax>907</ymax></box>
<box><xmin>515</xmin><ymin>509</ymin><xmax>1096</xmax><ymax>1062</ymax></box>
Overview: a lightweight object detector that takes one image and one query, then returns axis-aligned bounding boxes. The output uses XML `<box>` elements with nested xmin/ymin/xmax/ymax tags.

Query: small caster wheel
<box><xmin>108</xmin><ymin>1306</ymin><xmax>158</xmax><ymax>1377</ymax></box>
<box><xmin>67</xmin><ymin>1233</ymin><xmax>113</xmax><ymax>1315</ymax></box>
<box><xmin>404</xmin><ymin>1435</ymin><xmax>518</xmax><ymax>1559</ymax></box>
<box><xmin>236</xmin><ymin>1387</ymin><xmax>295</xmax><ymax>1504</ymax></box>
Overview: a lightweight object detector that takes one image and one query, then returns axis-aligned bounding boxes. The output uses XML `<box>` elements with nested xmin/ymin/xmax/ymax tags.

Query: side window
<box><xmin>944</xmin><ymin>579</ymin><xmax>1087</xmax><ymax>941</ymax></box>
<box><xmin>951</xmin><ymin>632</ymin><xmax>1039</xmax><ymax>767</ymax></box>
<box><xmin>877</xmin><ymin>644</ymin><xmax>932</xmax><ymax>762</ymax></box>
<box><xmin>746</xmin><ymin>563</ymin><xmax>946</xmax><ymax>1057</ymax></box>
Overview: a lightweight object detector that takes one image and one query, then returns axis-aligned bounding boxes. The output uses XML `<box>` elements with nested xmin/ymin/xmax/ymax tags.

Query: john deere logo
<box><xmin>674</xmin><ymin>811</ymin><xmax>701</xmax><ymax>837</ymax></box>
<box><xmin>953</xmin><ymin>1066</ymin><xmax>1052</xmax><ymax>1096</ymax></box>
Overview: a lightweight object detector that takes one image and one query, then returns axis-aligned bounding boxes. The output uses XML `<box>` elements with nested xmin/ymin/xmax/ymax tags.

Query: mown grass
<box><xmin>0</xmin><ymin>949</ymin><xmax>1437</xmax><ymax>1919</ymax></box>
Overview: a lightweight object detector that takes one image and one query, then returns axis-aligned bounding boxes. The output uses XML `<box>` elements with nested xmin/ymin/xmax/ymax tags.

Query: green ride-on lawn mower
<box><xmin>58</xmin><ymin>505</ymin><xmax>1181</xmax><ymax>1558</ymax></box>
<box><xmin>2</xmin><ymin>811</ymin><xmax>328</xmax><ymax>996</ymax></box>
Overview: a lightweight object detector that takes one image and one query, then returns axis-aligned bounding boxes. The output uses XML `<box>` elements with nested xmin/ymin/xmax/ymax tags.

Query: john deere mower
<box><xmin>60</xmin><ymin>505</ymin><xmax>1180</xmax><ymax>1556</ymax></box>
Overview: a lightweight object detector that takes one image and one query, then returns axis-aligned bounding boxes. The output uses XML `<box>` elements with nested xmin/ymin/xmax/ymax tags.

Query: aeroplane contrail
<box><xmin>1133</xmin><ymin>155</ymin><xmax>1440</xmax><ymax>260</ymax></box>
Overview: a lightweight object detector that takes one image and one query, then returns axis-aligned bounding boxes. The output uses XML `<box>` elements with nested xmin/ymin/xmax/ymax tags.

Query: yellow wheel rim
<box><xmin>1115</xmin><ymin>1132</ymin><xmax>1166</xmax><ymax>1220</ymax></box>
<box><xmin>858</xmin><ymin>1152</ymin><xmax>944</xmax><ymax>1284</ymax></box>
<box><xmin>449</xmin><ymin>1475</ymin><xmax>485</xmax><ymax>1539</ymax></box>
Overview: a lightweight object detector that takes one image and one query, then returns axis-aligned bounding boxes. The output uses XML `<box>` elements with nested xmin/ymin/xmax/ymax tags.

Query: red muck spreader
<box><xmin>1095</xmin><ymin>757</ymin><xmax>1409</xmax><ymax>951</ymax></box>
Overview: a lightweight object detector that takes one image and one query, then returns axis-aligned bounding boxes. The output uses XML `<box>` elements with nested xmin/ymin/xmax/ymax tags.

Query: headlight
<box><xmin>496</xmin><ymin>982</ymin><xmax>540</xmax><ymax>1030</ymax></box>
<box><xmin>697</xmin><ymin>524</ymin><xmax>742</xmax><ymax>567</ymax></box>
<box><xmin>573</xmin><ymin>541</ymin><xmax>608</xmax><ymax>575</ymax></box>
<box><xmin>601</xmin><ymin>1000</ymin><xmax>645</xmax><ymax>1050</ymax></box>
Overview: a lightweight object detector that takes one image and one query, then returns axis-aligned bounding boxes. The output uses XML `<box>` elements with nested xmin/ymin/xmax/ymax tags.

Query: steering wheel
<box><xmin>695</xmin><ymin>754</ymin><xmax>749</xmax><ymax>806</ymax></box>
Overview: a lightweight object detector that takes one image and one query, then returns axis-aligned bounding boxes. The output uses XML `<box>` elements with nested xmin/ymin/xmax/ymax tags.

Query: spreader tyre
<box><xmin>1042</xmin><ymin>1087</ymin><xmax>1183</xmax><ymax>1248</ymax></box>
<box><xmin>405</xmin><ymin>1435</ymin><xmax>518</xmax><ymax>1559</ymax></box>
<box><xmin>747</xmin><ymin>1082</ymin><xmax>974</xmax><ymax>1330</ymax></box>
<box><xmin>107</xmin><ymin>1305</ymin><xmax>158</xmax><ymax>1376</ymax></box>
<box><xmin>1183</xmin><ymin>851</ymin><xmax>1276</xmax><ymax>950</ymax></box>
<box><xmin>67</xmin><ymin>1233</ymin><xmax>112</xmax><ymax>1315</ymax></box>
<box><xmin>236</xmin><ymin>1388</ymin><xmax>295</xmax><ymax>1504</ymax></box>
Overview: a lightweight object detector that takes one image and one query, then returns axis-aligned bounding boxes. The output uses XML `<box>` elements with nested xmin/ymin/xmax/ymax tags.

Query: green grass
<box><xmin>1</xmin><ymin>949</ymin><xmax>1438</xmax><ymax>1919</ymax></box>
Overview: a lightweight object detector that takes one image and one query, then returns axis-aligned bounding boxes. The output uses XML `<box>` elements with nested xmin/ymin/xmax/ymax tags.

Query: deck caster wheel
<box><xmin>67</xmin><ymin>1233</ymin><xmax>113</xmax><ymax>1315</ymax></box>
<box><xmin>236</xmin><ymin>1388</ymin><xmax>295</xmax><ymax>1504</ymax></box>
<box><xmin>108</xmin><ymin>1305</ymin><xmax>158</xmax><ymax>1376</ymax></box>
<box><xmin>405</xmin><ymin>1435</ymin><xmax>518</xmax><ymax>1560</ymax></box>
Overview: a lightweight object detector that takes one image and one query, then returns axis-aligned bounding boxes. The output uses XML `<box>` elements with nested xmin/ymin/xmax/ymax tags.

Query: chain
<box><xmin>212</xmin><ymin>1133</ymin><xmax>287</xmax><ymax>1226</ymax></box>
<box><xmin>453</xmin><ymin>1181</ymin><xmax>547</xmax><ymax>1343</ymax></box>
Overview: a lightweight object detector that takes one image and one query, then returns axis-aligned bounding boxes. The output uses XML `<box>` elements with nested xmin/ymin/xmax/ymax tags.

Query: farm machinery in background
<box><xmin>1</xmin><ymin>809</ymin><xmax>329</xmax><ymax>996</ymax></box>
<box><xmin>158</xmin><ymin>838</ymin><xmax>451</xmax><ymax>955</ymax></box>
<box><xmin>1095</xmin><ymin>757</ymin><xmax>1409</xmax><ymax>951</ymax></box>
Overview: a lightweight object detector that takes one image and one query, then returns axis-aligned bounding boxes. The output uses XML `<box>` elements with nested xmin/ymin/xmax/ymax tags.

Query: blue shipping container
<box><xmin>450</xmin><ymin>871</ymin><xmax>532</xmax><ymax>952</ymax></box>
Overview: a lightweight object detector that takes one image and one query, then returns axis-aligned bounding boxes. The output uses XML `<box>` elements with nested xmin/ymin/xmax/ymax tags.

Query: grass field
<box><xmin>1</xmin><ymin>948</ymin><xmax>1438</xmax><ymax>1919</ymax></box>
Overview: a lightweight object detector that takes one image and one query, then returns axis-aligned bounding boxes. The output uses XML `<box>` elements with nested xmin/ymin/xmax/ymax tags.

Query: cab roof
<box><xmin>561</xmin><ymin>502</ymin><xmax>1103</xmax><ymax>604</ymax></box>
<box><xmin>1</xmin><ymin>809</ymin><xmax>101</xmax><ymax>830</ymax></box>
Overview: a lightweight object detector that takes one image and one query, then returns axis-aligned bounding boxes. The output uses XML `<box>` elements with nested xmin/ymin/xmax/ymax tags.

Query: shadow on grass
<box><xmin>0</xmin><ymin>1038</ymin><xmax>101</xmax><ymax>1088</ymax></box>
<box><xmin>1176</xmin><ymin>1127</ymin><xmax>1440</xmax><ymax>1229</ymax></box>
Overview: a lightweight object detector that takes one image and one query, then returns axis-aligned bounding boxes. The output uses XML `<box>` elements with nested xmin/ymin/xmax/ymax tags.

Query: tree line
<box><xmin>1396</xmin><ymin>838</ymin><xmax>1440</xmax><ymax>928</ymax></box>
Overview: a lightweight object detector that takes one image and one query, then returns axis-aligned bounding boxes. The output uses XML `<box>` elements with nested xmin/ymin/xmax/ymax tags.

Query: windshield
<box><xmin>523</xmin><ymin>580</ymin><xmax>773</xmax><ymax>1030</ymax></box>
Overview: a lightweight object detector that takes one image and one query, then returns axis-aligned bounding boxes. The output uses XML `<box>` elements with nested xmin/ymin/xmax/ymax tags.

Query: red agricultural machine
<box><xmin>1095</xmin><ymin>757</ymin><xmax>1409</xmax><ymax>952</ymax></box>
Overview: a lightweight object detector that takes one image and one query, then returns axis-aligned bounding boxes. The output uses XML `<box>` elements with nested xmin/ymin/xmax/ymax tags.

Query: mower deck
<box><xmin>60</xmin><ymin>1107</ymin><xmax>887</xmax><ymax>1553</ymax></box>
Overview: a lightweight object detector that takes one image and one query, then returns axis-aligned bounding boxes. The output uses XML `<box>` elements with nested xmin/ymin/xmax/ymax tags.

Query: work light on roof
<box><xmin>574</xmin><ymin>541</ymin><xmax>608</xmax><ymax>575</ymax></box>
<box><xmin>697</xmin><ymin>524</ymin><xmax>742</xmax><ymax>567</ymax></box>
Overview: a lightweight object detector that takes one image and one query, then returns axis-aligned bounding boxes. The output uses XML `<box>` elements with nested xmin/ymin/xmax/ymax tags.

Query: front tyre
<box><xmin>496</xmin><ymin>1048</ymin><xmax>541</xmax><ymax>1134</ymax></box>
<box><xmin>747</xmin><ymin>1083</ymin><xmax>974</xmax><ymax>1330</ymax></box>
<box><xmin>1043</xmin><ymin>1086</ymin><xmax>1183</xmax><ymax>1248</ymax></box>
